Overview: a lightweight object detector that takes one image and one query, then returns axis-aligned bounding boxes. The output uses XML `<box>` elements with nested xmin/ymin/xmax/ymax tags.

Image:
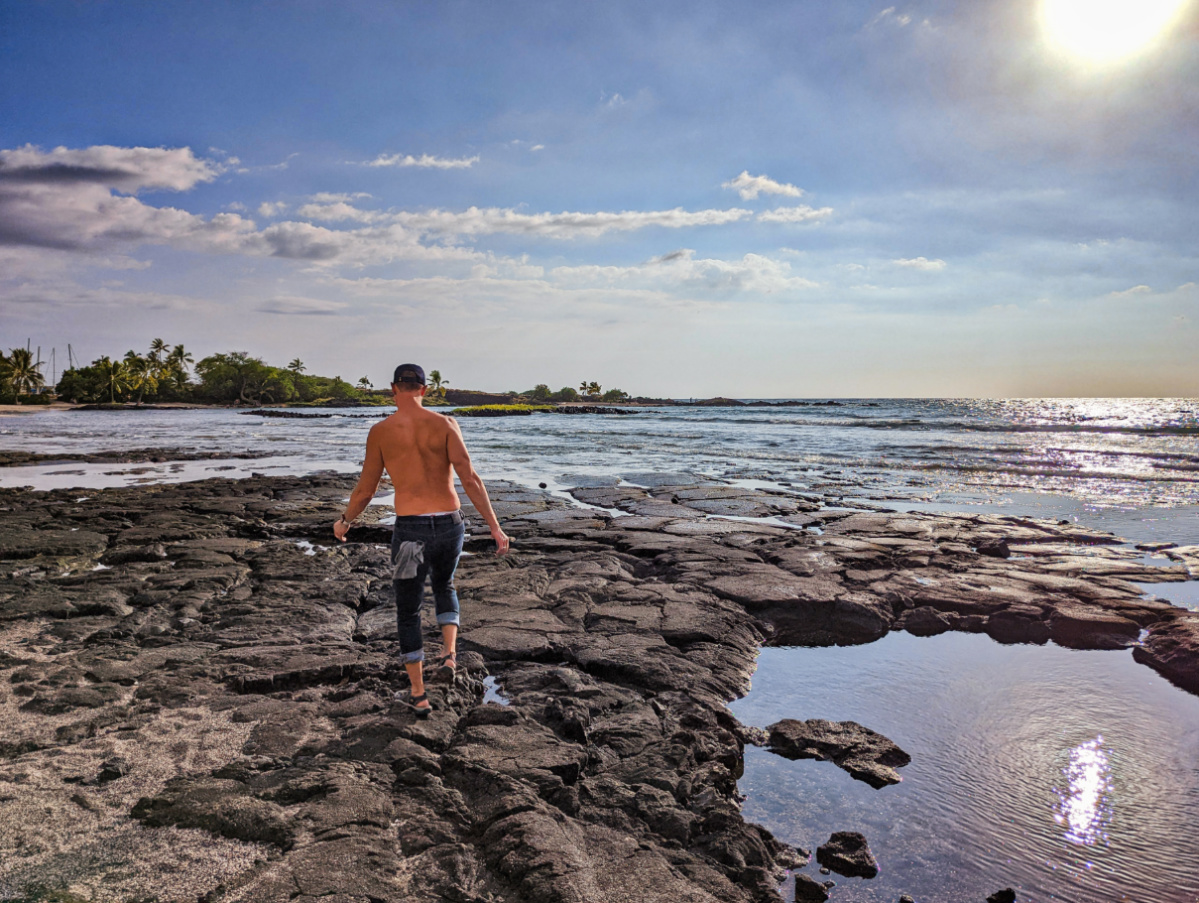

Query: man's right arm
<box><xmin>446</xmin><ymin>417</ymin><xmax>510</xmax><ymax>555</ymax></box>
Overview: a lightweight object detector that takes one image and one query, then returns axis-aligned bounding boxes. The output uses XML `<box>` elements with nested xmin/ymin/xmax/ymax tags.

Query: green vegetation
<box><xmin>524</xmin><ymin>382</ymin><xmax>629</xmax><ymax>403</ymax></box>
<box><xmin>428</xmin><ymin>369</ymin><xmax>449</xmax><ymax>400</ymax></box>
<box><xmin>525</xmin><ymin>384</ymin><xmax>578</xmax><ymax>403</ymax></box>
<box><xmin>4</xmin><ymin>347</ymin><xmax>634</xmax><ymax>409</ymax></box>
<box><xmin>53</xmin><ymin>341</ymin><xmax>391</xmax><ymax>406</ymax></box>
<box><xmin>0</xmin><ymin>348</ymin><xmax>48</xmax><ymax>403</ymax></box>
<box><xmin>451</xmin><ymin>404</ymin><xmax>558</xmax><ymax>416</ymax></box>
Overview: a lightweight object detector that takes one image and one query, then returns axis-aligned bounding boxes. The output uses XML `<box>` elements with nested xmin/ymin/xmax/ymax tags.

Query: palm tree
<box><xmin>168</xmin><ymin>345</ymin><xmax>194</xmax><ymax>390</ymax></box>
<box><xmin>428</xmin><ymin>370</ymin><xmax>448</xmax><ymax>398</ymax></box>
<box><xmin>7</xmin><ymin>348</ymin><xmax>45</xmax><ymax>401</ymax></box>
<box><xmin>169</xmin><ymin>344</ymin><xmax>194</xmax><ymax>371</ymax></box>
<box><xmin>288</xmin><ymin>358</ymin><xmax>306</xmax><ymax>374</ymax></box>
<box><xmin>584</xmin><ymin>381</ymin><xmax>602</xmax><ymax>397</ymax></box>
<box><xmin>96</xmin><ymin>356</ymin><xmax>131</xmax><ymax>404</ymax></box>
<box><xmin>579</xmin><ymin>380</ymin><xmax>590</xmax><ymax>396</ymax></box>
<box><xmin>123</xmin><ymin>351</ymin><xmax>158</xmax><ymax>405</ymax></box>
<box><xmin>357</xmin><ymin>376</ymin><xmax>373</xmax><ymax>389</ymax></box>
<box><xmin>148</xmin><ymin>338</ymin><xmax>168</xmax><ymax>363</ymax></box>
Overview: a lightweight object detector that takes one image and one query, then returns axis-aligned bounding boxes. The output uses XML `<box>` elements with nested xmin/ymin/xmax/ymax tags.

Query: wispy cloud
<box><xmin>310</xmin><ymin>192</ymin><xmax>371</xmax><ymax>202</ymax></box>
<box><xmin>723</xmin><ymin>171</ymin><xmax>804</xmax><ymax>201</ymax></box>
<box><xmin>362</xmin><ymin>152</ymin><xmax>479</xmax><ymax>169</ymax></box>
<box><xmin>257</xmin><ymin>201</ymin><xmax>288</xmax><ymax>218</ymax></box>
<box><xmin>868</xmin><ymin>7</ymin><xmax>912</xmax><ymax>28</ymax></box>
<box><xmin>390</xmin><ymin>205</ymin><xmax>753</xmax><ymax>239</ymax></box>
<box><xmin>1108</xmin><ymin>284</ymin><xmax>1152</xmax><ymax>297</ymax></box>
<box><xmin>893</xmin><ymin>256</ymin><xmax>947</xmax><ymax>271</ymax></box>
<box><xmin>295</xmin><ymin>200</ymin><xmax>384</xmax><ymax>223</ymax></box>
<box><xmin>256</xmin><ymin>295</ymin><xmax>348</xmax><ymax>316</ymax></box>
<box><xmin>757</xmin><ymin>205</ymin><xmax>833</xmax><ymax>223</ymax></box>
<box><xmin>551</xmin><ymin>248</ymin><xmax>819</xmax><ymax>294</ymax></box>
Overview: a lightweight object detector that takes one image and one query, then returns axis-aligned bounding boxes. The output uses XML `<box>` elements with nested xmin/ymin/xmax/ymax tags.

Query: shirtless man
<box><xmin>333</xmin><ymin>363</ymin><xmax>509</xmax><ymax>717</ymax></box>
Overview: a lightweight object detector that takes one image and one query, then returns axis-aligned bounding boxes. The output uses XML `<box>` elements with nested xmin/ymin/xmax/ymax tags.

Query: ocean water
<box><xmin>731</xmin><ymin>635</ymin><xmax>1199</xmax><ymax>903</ymax></box>
<box><xmin>2</xmin><ymin>399</ymin><xmax>1197</xmax><ymax>525</ymax></box>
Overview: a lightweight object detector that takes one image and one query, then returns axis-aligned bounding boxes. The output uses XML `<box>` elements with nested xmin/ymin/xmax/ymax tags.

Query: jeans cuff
<box><xmin>399</xmin><ymin>649</ymin><xmax>425</xmax><ymax>664</ymax></box>
<box><xmin>436</xmin><ymin>612</ymin><xmax>460</xmax><ymax>626</ymax></box>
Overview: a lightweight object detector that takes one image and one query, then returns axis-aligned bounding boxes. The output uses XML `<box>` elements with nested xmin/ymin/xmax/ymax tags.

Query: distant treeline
<box><xmin>54</xmin><ymin>342</ymin><xmax>387</xmax><ymax>406</ymax></box>
<box><xmin>523</xmin><ymin>381</ymin><xmax>630</xmax><ymax>403</ymax></box>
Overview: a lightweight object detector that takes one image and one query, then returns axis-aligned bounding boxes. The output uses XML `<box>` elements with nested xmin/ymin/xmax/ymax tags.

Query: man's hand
<box><xmin>490</xmin><ymin>525</ymin><xmax>511</xmax><ymax>556</ymax></box>
<box><xmin>333</xmin><ymin>517</ymin><xmax>351</xmax><ymax>543</ymax></box>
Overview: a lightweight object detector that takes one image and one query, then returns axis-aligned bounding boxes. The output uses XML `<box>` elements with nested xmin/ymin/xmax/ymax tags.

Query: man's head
<box><xmin>391</xmin><ymin>363</ymin><xmax>426</xmax><ymax>397</ymax></box>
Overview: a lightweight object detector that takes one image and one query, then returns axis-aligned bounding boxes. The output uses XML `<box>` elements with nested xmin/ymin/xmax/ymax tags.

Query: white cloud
<box><xmin>309</xmin><ymin>192</ymin><xmax>371</xmax><ymax>203</ymax></box>
<box><xmin>0</xmin><ymin>144</ymin><xmax>221</xmax><ymax>193</ymax></box>
<box><xmin>256</xmin><ymin>295</ymin><xmax>348</xmax><ymax>316</ymax></box>
<box><xmin>552</xmin><ymin>248</ymin><xmax>819</xmax><ymax>294</ymax></box>
<box><xmin>531</xmin><ymin>144</ymin><xmax>545</xmax><ymax>152</ymax></box>
<box><xmin>363</xmin><ymin>153</ymin><xmax>479</xmax><ymax>169</ymax></box>
<box><xmin>868</xmin><ymin>7</ymin><xmax>912</xmax><ymax>27</ymax></box>
<box><xmin>600</xmin><ymin>91</ymin><xmax>627</xmax><ymax>108</ymax></box>
<box><xmin>0</xmin><ymin>144</ymin><xmax>757</xmax><ymax>271</ymax></box>
<box><xmin>893</xmin><ymin>256</ymin><xmax>947</xmax><ymax>271</ymax></box>
<box><xmin>757</xmin><ymin>205</ymin><xmax>833</xmax><ymax>223</ymax></box>
<box><xmin>1108</xmin><ymin>284</ymin><xmax>1152</xmax><ymax>297</ymax></box>
<box><xmin>723</xmin><ymin>171</ymin><xmax>805</xmax><ymax>201</ymax></box>
<box><xmin>295</xmin><ymin>200</ymin><xmax>383</xmax><ymax>223</ymax></box>
<box><xmin>393</xmin><ymin>205</ymin><xmax>753</xmax><ymax>239</ymax></box>
<box><xmin>0</xmin><ymin>144</ymin><xmax>255</xmax><ymax>254</ymax></box>
<box><xmin>286</xmin><ymin>201</ymin><xmax>753</xmax><ymax>241</ymax></box>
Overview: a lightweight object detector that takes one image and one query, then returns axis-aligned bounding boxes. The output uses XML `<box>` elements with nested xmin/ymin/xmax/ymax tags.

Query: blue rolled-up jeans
<box><xmin>390</xmin><ymin>511</ymin><xmax>465</xmax><ymax>664</ymax></box>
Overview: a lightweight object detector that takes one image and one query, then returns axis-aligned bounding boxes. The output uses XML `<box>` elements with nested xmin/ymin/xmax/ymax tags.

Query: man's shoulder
<box><xmin>367</xmin><ymin>412</ymin><xmax>397</xmax><ymax>432</ymax></box>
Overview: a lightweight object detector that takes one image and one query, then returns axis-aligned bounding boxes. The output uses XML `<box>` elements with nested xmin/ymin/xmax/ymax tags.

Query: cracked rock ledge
<box><xmin>1</xmin><ymin>473</ymin><xmax>1197</xmax><ymax>902</ymax></box>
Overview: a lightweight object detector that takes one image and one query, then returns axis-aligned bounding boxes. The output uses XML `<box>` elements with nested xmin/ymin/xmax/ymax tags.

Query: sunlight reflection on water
<box><xmin>1053</xmin><ymin>736</ymin><xmax>1111</xmax><ymax>848</ymax></box>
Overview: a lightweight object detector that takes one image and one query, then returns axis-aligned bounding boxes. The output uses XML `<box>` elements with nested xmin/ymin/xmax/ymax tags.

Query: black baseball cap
<box><xmin>392</xmin><ymin>363</ymin><xmax>426</xmax><ymax>386</ymax></box>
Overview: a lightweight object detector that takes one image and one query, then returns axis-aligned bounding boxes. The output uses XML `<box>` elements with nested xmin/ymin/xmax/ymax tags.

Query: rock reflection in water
<box><xmin>1053</xmin><ymin>736</ymin><xmax>1111</xmax><ymax>848</ymax></box>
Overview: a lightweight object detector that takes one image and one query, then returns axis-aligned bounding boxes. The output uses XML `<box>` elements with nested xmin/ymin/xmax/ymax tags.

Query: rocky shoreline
<box><xmin>0</xmin><ymin>448</ymin><xmax>273</xmax><ymax>468</ymax></box>
<box><xmin>1</xmin><ymin>472</ymin><xmax>1197</xmax><ymax>901</ymax></box>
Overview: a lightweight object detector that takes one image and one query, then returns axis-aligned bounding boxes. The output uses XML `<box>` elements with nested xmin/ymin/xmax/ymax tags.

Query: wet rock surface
<box><xmin>765</xmin><ymin>720</ymin><xmax>911</xmax><ymax>788</ymax></box>
<box><xmin>0</xmin><ymin>471</ymin><xmax>1196</xmax><ymax>901</ymax></box>
<box><xmin>0</xmin><ymin>447</ymin><xmax>270</xmax><ymax>467</ymax></box>
<box><xmin>815</xmin><ymin>831</ymin><xmax>879</xmax><ymax>879</ymax></box>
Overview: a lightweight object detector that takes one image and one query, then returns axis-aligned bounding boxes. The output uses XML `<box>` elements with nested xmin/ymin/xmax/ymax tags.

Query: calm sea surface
<box><xmin>2</xmin><ymin>398</ymin><xmax>1197</xmax><ymax>531</ymax></box>
<box><xmin>4</xmin><ymin>398</ymin><xmax>1199</xmax><ymax>902</ymax></box>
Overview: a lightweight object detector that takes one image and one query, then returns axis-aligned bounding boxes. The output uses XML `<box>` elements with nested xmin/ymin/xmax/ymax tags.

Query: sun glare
<box><xmin>1040</xmin><ymin>0</ymin><xmax>1190</xmax><ymax>63</ymax></box>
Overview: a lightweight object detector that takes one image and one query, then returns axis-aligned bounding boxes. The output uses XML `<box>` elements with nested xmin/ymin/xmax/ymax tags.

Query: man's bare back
<box><xmin>333</xmin><ymin>372</ymin><xmax>509</xmax><ymax>554</ymax></box>
<box><xmin>369</xmin><ymin>405</ymin><xmax>460</xmax><ymax>515</ymax></box>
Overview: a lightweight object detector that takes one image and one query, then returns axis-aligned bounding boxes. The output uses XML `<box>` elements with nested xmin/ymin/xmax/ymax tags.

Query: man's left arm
<box><xmin>334</xmin><ymin>426</ymin><xmax>386</xmax><ymax>542</ymax></box>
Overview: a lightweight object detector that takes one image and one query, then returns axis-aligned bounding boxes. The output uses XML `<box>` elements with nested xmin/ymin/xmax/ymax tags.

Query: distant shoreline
<box><xmin>1</xmin><ymin>397</ymin><xmax>859</xmax><ymax>416</ymax></box>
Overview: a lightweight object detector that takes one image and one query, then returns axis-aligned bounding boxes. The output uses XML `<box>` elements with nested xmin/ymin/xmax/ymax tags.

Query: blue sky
<box><xmin>1</xmin><ymin>0</ymin><xmax>1196</xmax><ymax>396</ymax></box>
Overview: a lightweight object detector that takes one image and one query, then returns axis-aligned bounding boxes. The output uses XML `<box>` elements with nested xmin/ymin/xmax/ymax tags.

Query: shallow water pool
<box><xmin>730</xmin><ymin>633</ymin><xmax>1199</xmax><ymax>903</ymax></box>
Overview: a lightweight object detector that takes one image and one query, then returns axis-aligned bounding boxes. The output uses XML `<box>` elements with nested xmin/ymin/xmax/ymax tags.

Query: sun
<box><xmin>1039</xmin><ymin>0</ymin><xmax>1191</xmax><ymax>63</ymax></box>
